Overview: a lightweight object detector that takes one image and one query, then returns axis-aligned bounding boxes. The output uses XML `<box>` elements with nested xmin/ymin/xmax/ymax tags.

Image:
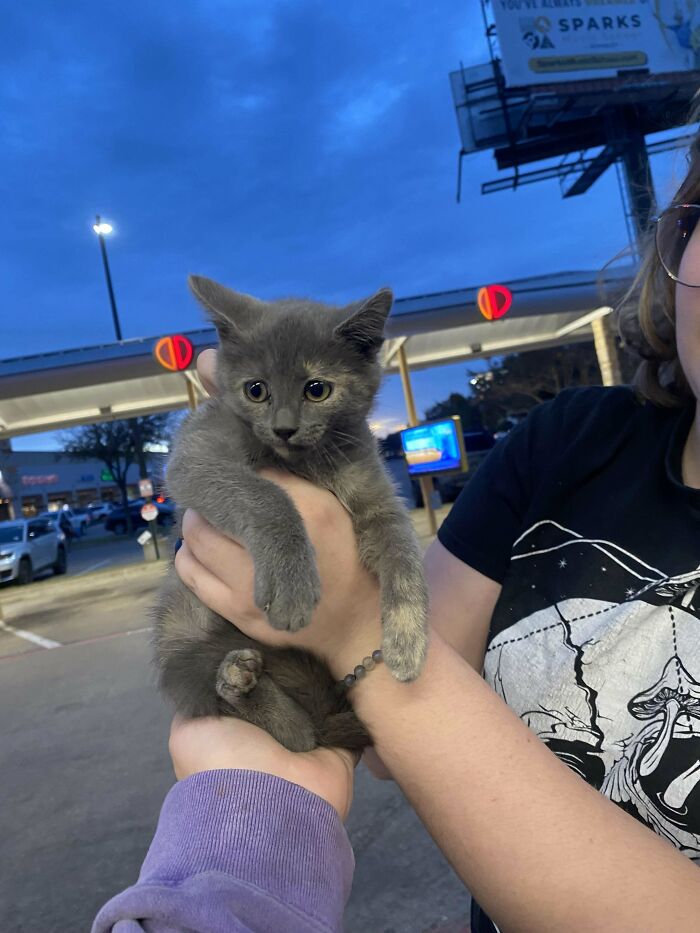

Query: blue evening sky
<box><xmin>2</xmin><ymin>1</ymin><xmax>691</xmax><ymax>450</ymax></box>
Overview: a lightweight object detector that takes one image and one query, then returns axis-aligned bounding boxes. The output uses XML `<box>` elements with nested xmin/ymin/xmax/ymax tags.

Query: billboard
<box><xmin>491</xmin><ymin>1</ymin><xmax>700</xmax><ymax>87</ymax></box>
<box><xmin>400</xmin><ymin>418</ymin><xmax>468</xmax><ymax>477</ymax></box>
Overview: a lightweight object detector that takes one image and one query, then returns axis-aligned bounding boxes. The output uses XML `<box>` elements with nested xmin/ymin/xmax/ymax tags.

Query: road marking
<box><xmin>0</xmin><ymin>620</ymin><xmax>61</xmax><ymax>649</ymax></box>
<box><xmin>74</xmin><ymin>559</ymin><xmax>111</xmax><ymax>576</ymax></box>
<box><xmin>65</xmin><ymin>625</ymin><xmax>152</xmax><ymax>648</ymax></box>
<box><xmin>0</xmin><ymin>624</ymin><xmax>151</xmax><ymax>661</ymax></box>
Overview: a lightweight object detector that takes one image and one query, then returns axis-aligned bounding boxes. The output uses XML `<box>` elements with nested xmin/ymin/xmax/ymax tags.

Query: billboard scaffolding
<box><xmin>452</xmin><ymin>2</ymin><xmax>700</xmax><ymax>233</ymax></box>
<box><xmin>450</xmin><ymin>2</ymin><xmax>700</xmax><ymax>379</ymax></box>
<box><xmin>450</xmin><ymin>0</ymin><xmax>700</xmax><ymax>253</ymax></box>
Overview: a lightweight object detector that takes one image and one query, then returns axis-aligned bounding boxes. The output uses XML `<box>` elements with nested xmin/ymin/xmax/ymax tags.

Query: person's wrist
<box><xmin>328</xmin><ymin>592</ymin><xmax>383</xmax><ymax>683</ymax></box>
<box><xmin>170</xmin><ymin>716</ymin><xmax>291</xmax><ymax>782</ymax></box>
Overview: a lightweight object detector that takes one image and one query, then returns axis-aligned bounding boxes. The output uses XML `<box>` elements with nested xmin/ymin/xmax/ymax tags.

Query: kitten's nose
<box><xmin>273</xmin><ymin>427</ymin><xmax>297</xmax><ymax>441</ymax></box>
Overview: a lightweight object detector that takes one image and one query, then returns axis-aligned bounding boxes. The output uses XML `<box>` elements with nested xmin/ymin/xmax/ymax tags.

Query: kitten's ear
<box><xmin>188</xmin><ymin>275</ymin><xmax>260</xmax><ymax>339</ymax></box>
<box><xmin>334</xmin><ymin>287</ymin><xmax>393</xmax><ymax>357</ymax></box>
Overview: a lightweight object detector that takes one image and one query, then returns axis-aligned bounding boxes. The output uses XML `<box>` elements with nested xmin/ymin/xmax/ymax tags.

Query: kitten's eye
<box><xmin>304</xmin><ymin>380</ymin><xmax>333</xmax><ymax>402</ymax></box>
<box><xmin>244</xmin><ymin>381</ymin><xmax>270</xmax><ymax>403</ymax></box>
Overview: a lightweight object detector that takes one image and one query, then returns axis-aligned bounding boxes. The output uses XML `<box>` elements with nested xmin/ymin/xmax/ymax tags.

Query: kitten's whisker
<box><xmin>332</xmin><ymin>428</ymin><xmax>361</xmax><ymax>443</ymax></box>
<box><xmin>326</xmin><ymin>439</ymin><xmax>351</xmax><ymax>466</ymax></box>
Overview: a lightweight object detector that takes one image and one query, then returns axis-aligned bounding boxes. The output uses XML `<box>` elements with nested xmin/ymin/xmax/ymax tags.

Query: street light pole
<box><xmin>91</xmin><ymin>215</ymin><xmax>149</xmax><ymax>540</ymax></box>
<box><xmin>93</xmin><ymin>215</ymin><xmax>123</xmax><ymax>341</ymax></box>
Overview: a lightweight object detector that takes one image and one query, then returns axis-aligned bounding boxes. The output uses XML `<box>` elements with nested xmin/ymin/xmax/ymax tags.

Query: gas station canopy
<box><xmin>0</xmin><ymin>267</ymin><xmax>634</xmax><ymax>439</ymax></box>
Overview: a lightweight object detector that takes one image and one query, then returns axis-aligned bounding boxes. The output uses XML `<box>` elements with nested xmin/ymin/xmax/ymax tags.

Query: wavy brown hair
<box><xmin>617</xmin><ymin>111</ymin><xmax>698</xmax><ymax>407</ymax></box>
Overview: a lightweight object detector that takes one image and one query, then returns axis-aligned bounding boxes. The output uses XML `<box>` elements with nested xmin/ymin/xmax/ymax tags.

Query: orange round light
<box><xmin>477</xmin><ymin>285</ymin><xmax>513</xmax><ymax>321</ymax></box>
<box><xmin>154</xmin><ymin>335</ymin><xmax>194</xmax><ymax>371</ymax></box>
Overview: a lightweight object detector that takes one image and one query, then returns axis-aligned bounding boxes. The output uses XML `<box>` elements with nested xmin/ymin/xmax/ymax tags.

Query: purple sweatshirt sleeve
<box><xmin>92</xmin><ymin>769</ymin><xmax>354</xmax><ymax>933</ymax></box>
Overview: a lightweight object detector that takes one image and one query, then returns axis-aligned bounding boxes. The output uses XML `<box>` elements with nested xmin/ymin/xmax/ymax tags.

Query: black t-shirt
<box><xmin>437</xmin><ymin>387</ymin><xmax>700</xmax><ymax>932</ymax></box>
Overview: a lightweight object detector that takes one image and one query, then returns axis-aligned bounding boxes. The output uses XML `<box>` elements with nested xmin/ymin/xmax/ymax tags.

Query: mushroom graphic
<box><xmin>629</xmin><ymin>657</ymin><xmax>700</xmax><ymax>810</ymax></box>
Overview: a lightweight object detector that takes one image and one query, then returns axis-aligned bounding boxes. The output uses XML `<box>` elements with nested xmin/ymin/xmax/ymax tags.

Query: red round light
<box><xmin>154</xmin><ymin>335</ymin><xmax>194</xmax><ymax>371</ymax></box>
<box><xmin>477</xmin><ymin>285</ymin><xmax>513</xmax><ymax>321</ymax></box>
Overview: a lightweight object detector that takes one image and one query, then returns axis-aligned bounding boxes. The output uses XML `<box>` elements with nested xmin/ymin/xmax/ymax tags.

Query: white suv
<box><xmin>0</xmin><ymin>519</ymin><xmax>68</xmax><ymax>585</ymax></box>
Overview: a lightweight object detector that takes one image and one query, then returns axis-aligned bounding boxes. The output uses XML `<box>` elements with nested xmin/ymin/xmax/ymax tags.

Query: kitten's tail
<box><xmin>316</xmin><ymin>709</ymin><xmax>372</xmax><ymax>751</ymax></box>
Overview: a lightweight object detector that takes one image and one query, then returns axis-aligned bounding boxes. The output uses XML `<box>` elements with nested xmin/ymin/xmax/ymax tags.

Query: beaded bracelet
<box><xmin>336</xmin><ymin>648</ymin><xmax>383</xmax><ymax>691</ymax></box>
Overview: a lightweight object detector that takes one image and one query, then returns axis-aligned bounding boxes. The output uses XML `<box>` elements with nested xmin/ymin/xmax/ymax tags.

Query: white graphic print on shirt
<box><xmin>484</xmin><ymin>520</ymin><xmax>700</xmax><ymax>861</ymax></box>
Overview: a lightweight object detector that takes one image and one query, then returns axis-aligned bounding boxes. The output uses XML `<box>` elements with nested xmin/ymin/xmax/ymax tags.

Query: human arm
<box><xmin>423</xmin><ymin>538</ymin><xmax>500</xmax><ymax>670</ymax></box>
<box><xmin>176</xmin><ymin>480</ymin><xmax>700</xmax><ymax>933</ymax></box>
<box><xmin>92</xmin><ymin>717</ymin><xmax>356</xmax><ymax>933</ymax></box>
<box><xmin>363</xmin><ymin>541</ymin><xmax>499</xmax><ymax>779</ymax></box>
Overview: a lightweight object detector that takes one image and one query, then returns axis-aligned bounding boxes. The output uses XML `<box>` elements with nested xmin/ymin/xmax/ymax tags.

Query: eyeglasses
<box><xmin>654</xmin><ymin>203</ymin><xmax>700</xmax><ymax>287</ymax></box>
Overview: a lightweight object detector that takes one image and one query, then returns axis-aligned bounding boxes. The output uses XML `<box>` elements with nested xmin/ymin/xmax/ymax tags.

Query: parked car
<box><xmin>0</xmin><ymin>518</ymin><xmax>67</xmax><ymax>585</ymax></box>
<box><xmin>40</xmin><ymin>507</ymin><xmax>88</xmax><ymax>537</ymax></box>
<box><xmin>411</xmin><ymin>430</ymin><xmax>497</xmax><ymax>505</ymax></box>
<box><xmin>72</xmin><ymin>506</ymin><xmax>95</xmax><ymax>526</ymax></box>
<box><xmin>105</xmin><ymin>500</ymin><xmax>175</xmax><ymax>535</ymax></box>
<box><xmin>87</xmin><ymin>502</ymin><xmax>114</xmax><ymax>522</ymax></box>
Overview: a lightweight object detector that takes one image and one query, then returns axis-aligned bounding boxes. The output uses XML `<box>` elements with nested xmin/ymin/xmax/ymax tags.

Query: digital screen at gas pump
<box><xmin>400</xmin><ymin>419</ymin><xmax>463</xmax><ymax>477</ymax></box>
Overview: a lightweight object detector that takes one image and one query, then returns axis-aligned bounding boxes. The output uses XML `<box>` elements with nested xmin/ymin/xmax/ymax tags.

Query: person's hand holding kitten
<box><xmin>169</xmin><ymin>715</ymin><xmax>358</xmax><ymax>820</ymax></box>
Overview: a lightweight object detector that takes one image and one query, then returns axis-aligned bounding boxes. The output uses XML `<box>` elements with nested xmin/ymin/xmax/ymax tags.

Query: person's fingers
<box><xmin>174</xmin><ymin>542</ymin><xmax>233</xmax><ymax>610</ymax></box>
<box><xmin>196</xmin><ymin>348</ymin><xmax>218</xmax><ymax>397</ymax></box>
<box><xmin>174</xmin><ymin>542</ymin><xmax>280</xmax><ymax>643</ymax></box>
<box><xmin>181</xmin><ymin>509</ymin><xmax>251</xmax><ymax>587</ymax></box>
<box><xmin>174</xmin><ymin>542</ymin><xmax>252</xmax><ymax>623</ymax></box>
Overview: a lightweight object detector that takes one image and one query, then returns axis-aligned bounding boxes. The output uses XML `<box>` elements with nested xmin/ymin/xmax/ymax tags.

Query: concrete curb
<box><xmin>0</xmin><ymin>559</ymin><xmax>168</xmax><ymax>612</ymax></box>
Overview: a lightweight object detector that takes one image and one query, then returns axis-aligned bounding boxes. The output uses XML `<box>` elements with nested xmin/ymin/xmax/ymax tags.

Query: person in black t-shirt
<box><xmin>171</xmin><ymin>128</ymin><xmax>700</xmax><ymax>931</ymax></box>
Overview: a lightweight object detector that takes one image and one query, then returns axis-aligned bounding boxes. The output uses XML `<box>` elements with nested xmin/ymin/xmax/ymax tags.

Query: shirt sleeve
<box><xmin>91</xmin><ymin>769</ymin><xmax>354</xmax><ymax>933</ymax></box>
<box><xmin>437</xmin><ymin>408</ymin><xmax>542</xmax><ymax>584</ymax></box>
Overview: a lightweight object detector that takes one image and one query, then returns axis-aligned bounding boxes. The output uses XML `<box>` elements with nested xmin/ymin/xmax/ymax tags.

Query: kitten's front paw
<box><xmin>254</xmin><ymin>554</ymin><xmax>321</xmax><ymax>632</ymax></box>
<box><xmin>381</xmin><ymin>597</ymin><xmax>429</xmax><ymax>682</ymax></box>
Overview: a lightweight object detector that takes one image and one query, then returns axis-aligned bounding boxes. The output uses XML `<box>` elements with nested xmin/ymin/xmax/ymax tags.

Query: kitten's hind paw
<box><xmin>216</xmin><ymin>648</ymin><xmax>263</xmax><ymax>703</ymax></box>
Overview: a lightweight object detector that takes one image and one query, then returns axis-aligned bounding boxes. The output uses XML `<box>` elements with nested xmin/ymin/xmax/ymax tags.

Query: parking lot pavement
<box><xmin>64</xmin><ymin>520</ymin><xmax>170</xmax><ymax>578</ymax></box>
<box><xmin>0</xmin><ymin>529</ymin><xmax>471</xmax><ymax>933</ymax></box>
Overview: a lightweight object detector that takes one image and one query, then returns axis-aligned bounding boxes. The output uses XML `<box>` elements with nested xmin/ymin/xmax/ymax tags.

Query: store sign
<box><xmin>139</xmin><ymin>478</ymin><xmax>154</xmax><ymax>497</ymax></box>
<box><xmin>491</xmin><ymin>2</ymin><xmax>700</xmax><ymax>87</ymax></box>
<box><xmin>100</xmin><ymin>469</ymin><xmax>115</xmax><ymax>482</ymax></box>
<box><xmin>477</xmin><ymin>285</ymin><xmax>513</xmax><ymax>321</ymax></box>
<box><xmin>21</xmin><ymin>474</ymin><xmax>59</xmax><ymax>486</ymax></box>
<box><xmin>141</xmin><ymin>502</ymin><xmax>158</xmax><ymax>522</ymax></box>
<box><xmin>154</xmin><ymin>334</ymin><xmax>194</xmax><ymax>372</ymax></box>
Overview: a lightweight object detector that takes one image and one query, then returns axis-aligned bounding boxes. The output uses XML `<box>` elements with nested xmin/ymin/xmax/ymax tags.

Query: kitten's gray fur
<box><xmin>152</xmin><ymin>276</ymin><xmax>429</xmax><ymax>752</ymax></box>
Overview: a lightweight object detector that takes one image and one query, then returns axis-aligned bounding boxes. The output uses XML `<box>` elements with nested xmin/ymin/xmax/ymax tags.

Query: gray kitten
<box><xmin>153</xmin><ymin>276</ymin><xmax>429</xmax><ymax>752</ymax></box>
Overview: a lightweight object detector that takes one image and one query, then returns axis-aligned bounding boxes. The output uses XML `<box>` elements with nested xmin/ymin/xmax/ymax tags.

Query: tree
<box><xmin>61</xmin><ymin>414</ymin><xmax>171</xmax><ymax>527</ymax></box>
<box><xmin>424</xmin><ymin>392</ymin><xmax>484</xmax><ymax>431</ymax></box>
<box><xmin>465</xmin><ymin>342</ymin><xmax>602</xmax><ymax>431</ymax></box>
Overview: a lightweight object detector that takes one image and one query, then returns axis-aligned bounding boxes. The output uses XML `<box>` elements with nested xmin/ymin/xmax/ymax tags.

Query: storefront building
<box><xmin>0</xmin><ymin>448</ymin><xmax>166</xmax><ymax>520</ymax></box>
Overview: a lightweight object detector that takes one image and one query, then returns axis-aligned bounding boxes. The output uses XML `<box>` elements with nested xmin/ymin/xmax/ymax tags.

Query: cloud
<box><xmin>328</xmin><ymin>80</ymin><xmax>409</xmax><ymax>147</ymax></box>
<box><xmin>369</xmin><ymin>416</ymin><xmax>408</xmax><ymax>438</ymax></box>
<box><xmin>2</xmin><ymin>0</ymin><xmax>680</xmax><ymax>448</ymax></box>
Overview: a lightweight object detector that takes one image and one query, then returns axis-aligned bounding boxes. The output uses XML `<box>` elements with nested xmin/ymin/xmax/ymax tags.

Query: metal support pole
<box><xmin>186</xmin><ymin>378</ymin><xmax>198</xmax><ymax>411</ymax></box>
<box><xmin>150</xmin><ymin>519</ymin><xmax>161</xmax><ymax>561</ymax></box>
<box><xmin>130</xmin><ymin>418</ymin><xmax>148</xmax><ymax>480</ymax></box>
<box><xmin>591</xmin><ymin>317</ymin><xmax>622</xmax><ymax>386</ymax></box>
<box><xmin>396</xmin><ymin>343</ymin><xmax>438</xmax><ymax>537</ymax></box>
<box><xmin>615</xmin><ymin>107</ymin><xmax>656</xmax><ymax>238</ymax></box>
<box><xmin>597</xmin><ymin>106</ymin><xmax>658</xmax><ymax>387</ymax></box>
